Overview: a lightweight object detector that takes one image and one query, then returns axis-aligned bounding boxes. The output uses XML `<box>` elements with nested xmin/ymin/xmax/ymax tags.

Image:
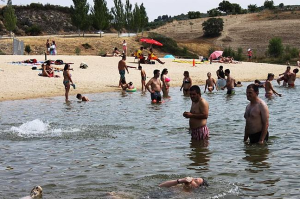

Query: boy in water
<box><xmin>76</xmin><ymin>94</ymin><xmax>89</xmax><ymax>101</ymax></box>
<box><xmin>204</xmin><ymin>72</ymin><xmax>217</xmax><ymax>93</ymax></box>
<box><xmin>265</xmin><ymin>73</ymin><xmax>282</xmax><ymax>98</ymax></box>
<box><xmin>277</xmin><ymin>65</ymin><xmax>291</xmax><ymax>86</ymax></box>
<box><xmin>138</xmin><ymin>65</ymin><xmax>146</xmax><ymax>92</ymax></box>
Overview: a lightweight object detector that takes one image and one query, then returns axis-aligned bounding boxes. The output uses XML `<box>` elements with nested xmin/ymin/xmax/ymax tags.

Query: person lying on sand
<box><xmin>102</xmin><ymin>47</ymin><xmax>122</xmax><ymax>57</ymax></box>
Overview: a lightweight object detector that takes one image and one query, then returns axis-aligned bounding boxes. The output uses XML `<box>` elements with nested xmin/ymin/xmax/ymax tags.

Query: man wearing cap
<box><xmin>247</xmin><ymin>49</ymin><xmax>252</xmax><ymax>62</ymax></box>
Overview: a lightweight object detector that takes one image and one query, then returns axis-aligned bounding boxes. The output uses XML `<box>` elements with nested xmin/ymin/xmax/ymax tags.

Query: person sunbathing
<box><xmin>41</xmin><ymin>61</ymin><xmax>54</xmax><ymax>77</ymax></box>
<box><xmin>102</xmin><ymin>48</ymin><xmax>122</xmax><ymax>57</ymax></box>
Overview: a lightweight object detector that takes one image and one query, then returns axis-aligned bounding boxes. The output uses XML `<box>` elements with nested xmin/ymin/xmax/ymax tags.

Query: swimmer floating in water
<box><xmin>159</xmin><ymin>177</ymin><xmax>208</xmax><ymax>190</ymax></box>
<box><xmin>76</xmin><ymin>93</ymin><xmax>89</xmax><ymax>101</ymax></box>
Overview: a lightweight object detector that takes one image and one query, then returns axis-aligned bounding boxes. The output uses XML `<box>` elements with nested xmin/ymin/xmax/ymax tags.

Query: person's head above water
<box><xmin>159</xmin><ymin>176</ymin><xmax>208</xmax><ymax>189</ymax></box>
<box><xmin>76</xmin><ymin>93</ymin><xmax>82</xmax><ymax>99</ymax></box>
<box><xmin>247</xmin><ymin>84</ymin><xmax>259</xmax><ymax>94</ymax></box>
<box><xmin>225</xmin><ymin>69</ymin><xmax>230</xmax><ymax>75</ymax></box>
<box><xmin>267</xmin><ymin>73</ymin><xmax>274</xmax><ymax>80</ymax></box>
<box><xmin>254</xmin><ymin>79</ymin><xmax>261</xmax><ymax>84</ymax></box>
<box><xmin>207</xmin><ymin>72</ymin><xmax>211</xmax><ymax>77</ymax></box>
<box><xmin>189</xmin><ymin>85</ymin><xmax>201</xmax><ymax>102</ymax></box>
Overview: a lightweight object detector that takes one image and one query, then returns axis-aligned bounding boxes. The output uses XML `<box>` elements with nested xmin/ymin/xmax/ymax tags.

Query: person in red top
<box><xmin>247</xmin><ymin>49</ymin><xmax>253</xmax><ymax>62</ymax></box>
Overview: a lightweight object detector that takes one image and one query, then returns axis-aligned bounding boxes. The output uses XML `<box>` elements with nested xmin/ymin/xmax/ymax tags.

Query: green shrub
<box><xmin>0</xmin><ymin>49</ymin><xmax>6</xmax><ymax>55</ymax></box>
<box><xmin>208</xmin><ymin>47</ymin><xmax>215</xmax><ymax>56</ymax></box>
<box><xmin>25</xmin><ymin>45</ymin><xmax>31</xmax><ymax>55</ymax></box>
<box><xmin>268</xmin><ymin>37</ymin><xmax>284</xmax><ymax>58</ymax></box>
<box><xmin>236</xmin><ymin>47</ymin><xmax>244</xmax><ymax>61</ymax></box>
<box><xmin>223</xmin><ymin>46</ymin><xmax>236</xmax><ymax>57</ymax></box>
<box><xmin>25</xmin><ymin>24</ymin><xmax>42</xmax><ymax>36</ymax></box>
<box><xmin>202</xmin><ymin>18</ymin><xmax>224</xmax><ymax>37</ymax></box>
<box><xmin>82</xmin><ymin>43</ymin><xmax>92</xmax><ymax>49</ymax></box>
<box><xmin>75</xmin><ymin>47</ymin><xmax>81</xmax><ymax>55</ymax></box>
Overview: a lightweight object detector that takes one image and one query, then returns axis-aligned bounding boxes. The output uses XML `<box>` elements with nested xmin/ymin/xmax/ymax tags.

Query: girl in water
<box><xmin>161</xmin><ymin>68</ymin><xmax>170</xmax><ymax>98</ymax></box>
<box><xmin>180</xmin><ymin>71</ymin><xmax>192</xmax><ymax>96</ymax></box>
<box><xmin>63</xmin><ymin>64</ymin><xmax>74</xmax><ymax>102</ymax></box>
<box><xmin>265</xmin><ymin>73</ymin><xmax>282</xmax><ymax>98</ymax></box>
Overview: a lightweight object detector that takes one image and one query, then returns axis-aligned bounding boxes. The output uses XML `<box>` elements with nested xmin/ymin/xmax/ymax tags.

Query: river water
<box><xmin>0</xmin><ymin>80</ymin><xmax>299</xmax><ymax>199</ymax></box>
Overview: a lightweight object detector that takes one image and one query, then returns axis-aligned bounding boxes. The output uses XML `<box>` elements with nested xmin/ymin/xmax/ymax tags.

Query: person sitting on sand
<box><xmin>120</xmin><ymin>79</ymin><xmax>134</xmax><ymax>91</ymax></box>
<box><xmin>265</xmin><ymin>73</ymin><xmax>282</xmax><ymax>98</ymax></box>
<box><xmin>287</xmin><ymin>68</ymin><xmax>299</xmax><ymax>88</ymax></box>
<box><xmin>277</xmin><ymin>65</ymin><xmax>291</xmax><ymax>86</ymax></box>
<box><xmin>147</xmin><ymin>48</ymin><xmax>165</xmax><ymax>64</ymax></box>
<box><xmin>254</xmin><ymin>79</ymin><xmax>265</xmax><ymax>88</ymax></box>
<box><xmin>41</xmin><ymin>61</ymin><xmax>54</xmax><ymax>77</ymax></box>
<box><xmin>76</xmin><ymin>93</ymin><xmax>89</xmax><ymax>101</ymax></box>
<box><xmin>137</xmin><ymin>47</ymin><xmax>146</xmax><ymax>65</ymax></box>
<box><xmin>204</xmin><ymin>72</ymin><xmax>217</xmax><ymax>93</ymax></box>
<box><xmin>159</xmin><ymin>177</ymin><xmax>208</xmax><ymax>190</ymax></box>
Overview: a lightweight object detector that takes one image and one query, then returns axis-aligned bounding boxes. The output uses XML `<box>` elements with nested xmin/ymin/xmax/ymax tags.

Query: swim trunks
<box><xmin>249</xmin><ymin>131</ymin><xmax>269</xmax><ymax>143</ymax></box>
<box><xmin>227</xmin><ymin>88</ymin><xmax>235</xmax><ymax>95</ymax></box>
<box><xmin>151</xmin><ymin>91</ymin><xmax>162</xmax><ymax>102</ymax></box>
<box><xmin>63</xmin><ymin>80</ymin><xmax>69</xmax><ymax>86</ymax></box>
<box><xmin>119</xmin><ymin>70</ymin><xmax>125</xmax><ymax>80</ymax></box>
<box><xmin>190</xmin><ymin>125</ymin><xmax>209</xmax><ymax>140</ymax></box>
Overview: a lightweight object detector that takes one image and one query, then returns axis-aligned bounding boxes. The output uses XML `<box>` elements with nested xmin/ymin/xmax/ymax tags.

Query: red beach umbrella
<box><xmin>140</xmin><ymin>38</ymin><xmax>163</xmax><ymax>46</ymax></box>
<box><xmin>209</xmin><ymin>51</ymin><xmax>223</xmax><ymax>60</ymax></box>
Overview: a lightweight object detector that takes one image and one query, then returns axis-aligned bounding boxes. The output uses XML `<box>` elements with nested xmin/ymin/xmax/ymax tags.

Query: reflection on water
<box><xmin>0</xmin><ymin>79</ymin><xmax>299</xmax><ymax>198</ymax></box>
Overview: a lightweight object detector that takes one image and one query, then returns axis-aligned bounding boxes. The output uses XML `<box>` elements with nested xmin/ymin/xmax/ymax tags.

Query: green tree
<box><xmin>202</xmin><ymin>18</ymin><xmax>224</xmax><ymax>37</ymax></box>
<box><xmin>279</xmin><ymin>3</ymin><xmax>284</xmax><ymax>9</ymax></box>
<box><xmin>207</xmin><ymin>8</ymin><xmax>222</xmax><ymax>17</ymax></box>
<box><xmin>139</xmin><ymin>3</ymin><xmax>148</xmax><ymax>35</ymax></box>
<box><xmin>3</xmin><ymin>0</ymin><xmax>17</xmax><ymax>36</ymax></box>
<box><xmin>218</xmin><ymin>1</ymin><xmax>233</xmax><ymax>14</ymax></box>
<box><xmin>111</xmin><ymin>0</ymin><xmax>125</xmax><ymax>37</ymax></box>
<box><xmin>248</xmin><ymin>4</ymin><xmax>258</xmax><ymax>13</ymax></box>
<box><xmin>268</xmin><ymin>37</ymin><xmax>284</xmax><ymax>58</ymax></box>
<box><xmin>124</xmin><ymin>0</ymin><xmax>133</xmax><ymax>34</ymax></box>
<box><xmin>188</xmin><ymin>11</ymin><xmax>201</xmax><ymax>19</ymax></box>
<box><xmin>132</xmin><ymin>3</ymin><xmax>141</xmax><ymax>33</ymax></box>
<box><xmin>264</xmin><ymin>0</ymin><xmax>275</xmax><ymax>10</ymax></box>
<box><xmin>92</xmin><ymin>0</ymin><xmax>109</xmax><ymax>37</ymax></box>
<box><xmin>71</xmin><ymin>0</ymin><xmax>90</xmax><ymax>37</ymax></box>
<box><xmin>231</xmin><ymin>3</ymin><xmax>242</xmax><ymax>14</ymax></box>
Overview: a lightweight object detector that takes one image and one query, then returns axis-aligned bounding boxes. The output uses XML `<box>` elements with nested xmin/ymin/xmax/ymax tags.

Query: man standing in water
<box><xmin>222</xmin><ymin>69</ymin><xmax>236</xmax><ymax>95</ymax></box>
<box><xmin>244</xmin><ymin>84</ymin><xmax>269</xmax><ymax>144</ymax></box>
<box><xmin>183</xmin><ymin>85</ymin><xmax>209</xmax><ymax>140</ymax></box>
<box><xmin>118</xmin><ymin>55</ymin><xmax>129</xmax><ymax>87</ymax></box>
<box><xmin>146</xmin><ymin>69</ymin><xmax>162</xmax><ymax>103</ymax></box>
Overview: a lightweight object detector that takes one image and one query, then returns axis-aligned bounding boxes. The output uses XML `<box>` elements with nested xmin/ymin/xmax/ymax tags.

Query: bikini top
<box><xmin>183</xmin><ymin>78</ymin><xmax>191</xmax><ymax>84</ymax></box>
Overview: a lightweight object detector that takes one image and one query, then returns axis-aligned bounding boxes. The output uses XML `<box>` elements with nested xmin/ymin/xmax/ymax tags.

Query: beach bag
<box><xmin>80</xmin><ymin>62</ymin><xmax>88</xmax><ymax>69</ymax></box>
<box><xmin>55</xmin><ymin>59</ymin><xmax>64</xmax><ymax>65</ymax></box>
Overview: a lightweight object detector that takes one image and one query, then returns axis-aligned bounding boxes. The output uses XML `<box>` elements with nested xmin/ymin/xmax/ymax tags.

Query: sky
<box><xmin>1</xmin><ymin>0</ymin><xmax>299</xmax><ymax>21</ymax></box>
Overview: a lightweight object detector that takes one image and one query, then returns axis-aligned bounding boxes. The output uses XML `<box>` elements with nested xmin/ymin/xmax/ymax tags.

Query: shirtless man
<box><xmin>265</xmin><ymin>73</ymin><xmax>282</xmax><ymax>98</ymax></box>
<box><xmin>222</xmin><ymin>69</ymin><xmax>236</xmax><ymax>94</ymax></box>
<box><xmin>183</xmin><ymin>85</ymin><xmax>209</xmax><ymax>140</ymax></box>
<box><xmin>204</xmin><ymin>72</ymin><xmax>217</xmax><ymax>93</ymax></box>
<box><xmin>244</xmin><ymin>84</ymin><xmax>269</xmax><ymax>144</ymax></box>
<box><xmin>287</xmin><ymin>68</ymin><xmax>299</xmax><ymax>87</ymax></box>
<box><xmin>277</xmin><ymin>65</ymin><xmax>291</xmax><ymax>86</ymax></box>
<box><xmin>145</xmin><ymin>69</ymin><xmax>162</xmax><ymax>103</ymax></box>
<box><xmin>118</xmin><ymin>55</ymin><xmax>129</xmax><ymax>87</ymax></box>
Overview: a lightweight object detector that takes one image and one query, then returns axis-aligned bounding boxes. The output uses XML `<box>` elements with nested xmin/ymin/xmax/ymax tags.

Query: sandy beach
<box><xmin>0</xmin><ymin>55</ymin><xmax>292</xmax><ymax>102</ymax></box>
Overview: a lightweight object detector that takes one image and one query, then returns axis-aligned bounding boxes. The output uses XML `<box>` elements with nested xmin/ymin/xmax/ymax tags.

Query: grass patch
<box><xmin>0</xmin><ymin>49</ymin><xmax>6</xmax><ymax>55</ymax></box>
<box><xmin>82</xmin><ymin>43</ymin><xmax>92</xmax><ymax>49</ymax></box>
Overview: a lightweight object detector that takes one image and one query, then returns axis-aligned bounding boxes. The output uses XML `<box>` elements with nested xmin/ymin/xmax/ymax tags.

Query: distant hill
<box><xmin>151</xmin><ymin>10</ymin><xmax>300</xmax><ymax>57</ymax></box>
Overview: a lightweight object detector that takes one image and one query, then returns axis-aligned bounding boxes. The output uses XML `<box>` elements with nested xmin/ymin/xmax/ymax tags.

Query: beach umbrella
<box><xmin>164</xmin><ymin>55</ymin><xmax>175</xmax><ymax>59</ymax></box>
<box><xmin>209</xmin><ymin>51</ymin><xmax>223</xmax><ymax>60</ymax></box>
<box><xmin>140</xmin><ymin>38</ymin><xmax>163</xmax><ymax>46</ymax></box>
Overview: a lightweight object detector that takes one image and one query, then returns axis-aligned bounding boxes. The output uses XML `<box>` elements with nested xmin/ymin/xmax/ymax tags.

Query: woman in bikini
<box><xmin>161</xmin><ymin>68</ymin><xmax>170</xmax><ymax>98</ymax></box>
<box><xmin>265</xmin><ymin>73</ymin><xmax>282</xmax><ymax>98</ymax></box>
<box><xmin>63</xmin><ymin>64</ymin><xmax>74</xmax><ymax>102</ymax></box>
<box><xmin>180</xmin><ymin>71</ymin><xmax>192</xmax><ymax>96</ymax></box>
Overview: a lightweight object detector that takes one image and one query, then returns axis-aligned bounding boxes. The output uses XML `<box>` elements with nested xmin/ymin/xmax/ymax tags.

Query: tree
<box><xmin>132</xmin><ymin>3</ymin><xmax>141</xmax><ymax>33</ymax></box>
<box><xmin>139</xmin><ymin>3</ymin><xmax>148</xmax><ymax>34</ymax></box>
<box><xmin>264</xmin><ymin>0</ymin><xmax>275</xmax><ymax>10</ymax></box>
<box><xmin>92</xmin><ymin>0</ymin><xmax>109</xmax><ymax>37</ymax></box>
<box><xmin>218</xmin><ymin>1</ymin><xmax>233</xmax><ymax>14</ymax></box>
<box><xmin>70</xmin><ymin>0</ymin><xmax>90</xmax><ymax>37</ymax></box>
<box><xmin>188</xmin><ymin>11</ymin><xmax>201</xmax><ymax>19</ymax></box>
<box><xmin>124</xmin><ymin>0</ymin><xmax>133</xmax><ymax>34</ymax></box>
<box><xmin>202</xmin><ymin>18</ymin><xmax>224</xmax><ymax>37</ymax></box>
<box><xmin>248</xmin><ymin>4</ymin><xmax>258</xmax><ymax>13</ymax></box>
<box><xmin>279</xmin><ymin>3</ymin><xmax>284</xmax><ymax>9</ymax></box>
<box><xmin>268</xmin><ymin>37</ymin><xmax>284</xmax><ymax>58</ymax></box>
<box><xmin>3</xmin><ymin>0</ymin><xmax>17</xmax><ymax>36</ymax></box>
<box><xmin>111</xmin><ymin>0</ymin><xmax>125</xmax><ymax>37</ymax></box>
<box><xmin>207</xmin><ymin>8</ymin><xmax>222</xmax><ymax>17</ymax></box>
<box><xmin>25</xmin><ymin>45</ymin><xmax>31</xmax><ymax>55</ymax></box>
<box><xmin>231</xmin><ymin>3</ymin><xmax>242</xmax><ymax>14</ymax></box>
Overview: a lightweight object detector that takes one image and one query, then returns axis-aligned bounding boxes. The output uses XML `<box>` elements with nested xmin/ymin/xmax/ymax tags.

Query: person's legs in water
<box><xmin>64</xmin><ymin>81</ymin><xmax>70</xmax><ymax>102</ymax></box>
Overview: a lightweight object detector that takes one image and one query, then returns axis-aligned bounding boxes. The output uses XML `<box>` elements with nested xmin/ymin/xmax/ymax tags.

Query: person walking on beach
<box><xmin>118</xmin><ymin>55</ymin><xmax>129</xmax><ymax>87</ymax></box>
<box><xmin>161</xmin><ymin>68</ymin><xmax>170</xmax><ymax>98</ymax></box>
<box><xmin>180</xmin><ymin>71</ymin><xmax>192</xmax><ymax>96</ymax></box>
<box><xmin>265</xmin><ymin>73</ymin><xmax>282</xmax><ymax>98</ymax></box>
<box><xmin>183</xmin><ymin>85</ymin><xmax>209</xmax><ymax>140</ymax></box>
<box><xmin>222</xmin><ymin>69</ymin><xmax>236</xmax><ymax>95</ymax></box>
<box><xmin>146</xmin><ymin>69</ymin><xmax>162</xmax><ymax>103</ymax></box>
<box><xmin>287</xmin><ymin>68</ymin><xmax>298</xmax><ymax>87</ymax></box>
<box><xmin>63</xmin><ymin>64</ymin><xmax>75</xmax><ymax>102</ymax></box>
<box><xmin>204</xmin><ymin>72</ymin><xmax>217</xmax><ymax>93</ymax></box>
<box><xmin>244</xmin><ymin>84</ymin><xmax>269</xmax><ymax>144</ymax></box>
<box><xmin>138</xmin><ymin>65</ymin><xmax>146</xmax><ymax>92</ymax></box>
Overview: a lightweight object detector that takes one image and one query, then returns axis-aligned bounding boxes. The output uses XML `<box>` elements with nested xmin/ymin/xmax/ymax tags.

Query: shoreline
<box><xmin>0</xmin><ymin>55</ymin><xmax>293</xmax><ymax>102</ymax></box>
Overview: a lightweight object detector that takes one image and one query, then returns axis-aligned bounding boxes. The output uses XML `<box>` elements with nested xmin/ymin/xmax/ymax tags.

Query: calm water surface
<box><xmin>0</xmin><ymin>80</ymin><xmax>299</xmax><ymax>199</ymax></box>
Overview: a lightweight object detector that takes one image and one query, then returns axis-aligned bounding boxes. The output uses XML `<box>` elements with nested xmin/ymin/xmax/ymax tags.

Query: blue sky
<box><xmin>1</xmin><ymin>0</ymin><xmax>299</xmax><ymax>21</ymax></box>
